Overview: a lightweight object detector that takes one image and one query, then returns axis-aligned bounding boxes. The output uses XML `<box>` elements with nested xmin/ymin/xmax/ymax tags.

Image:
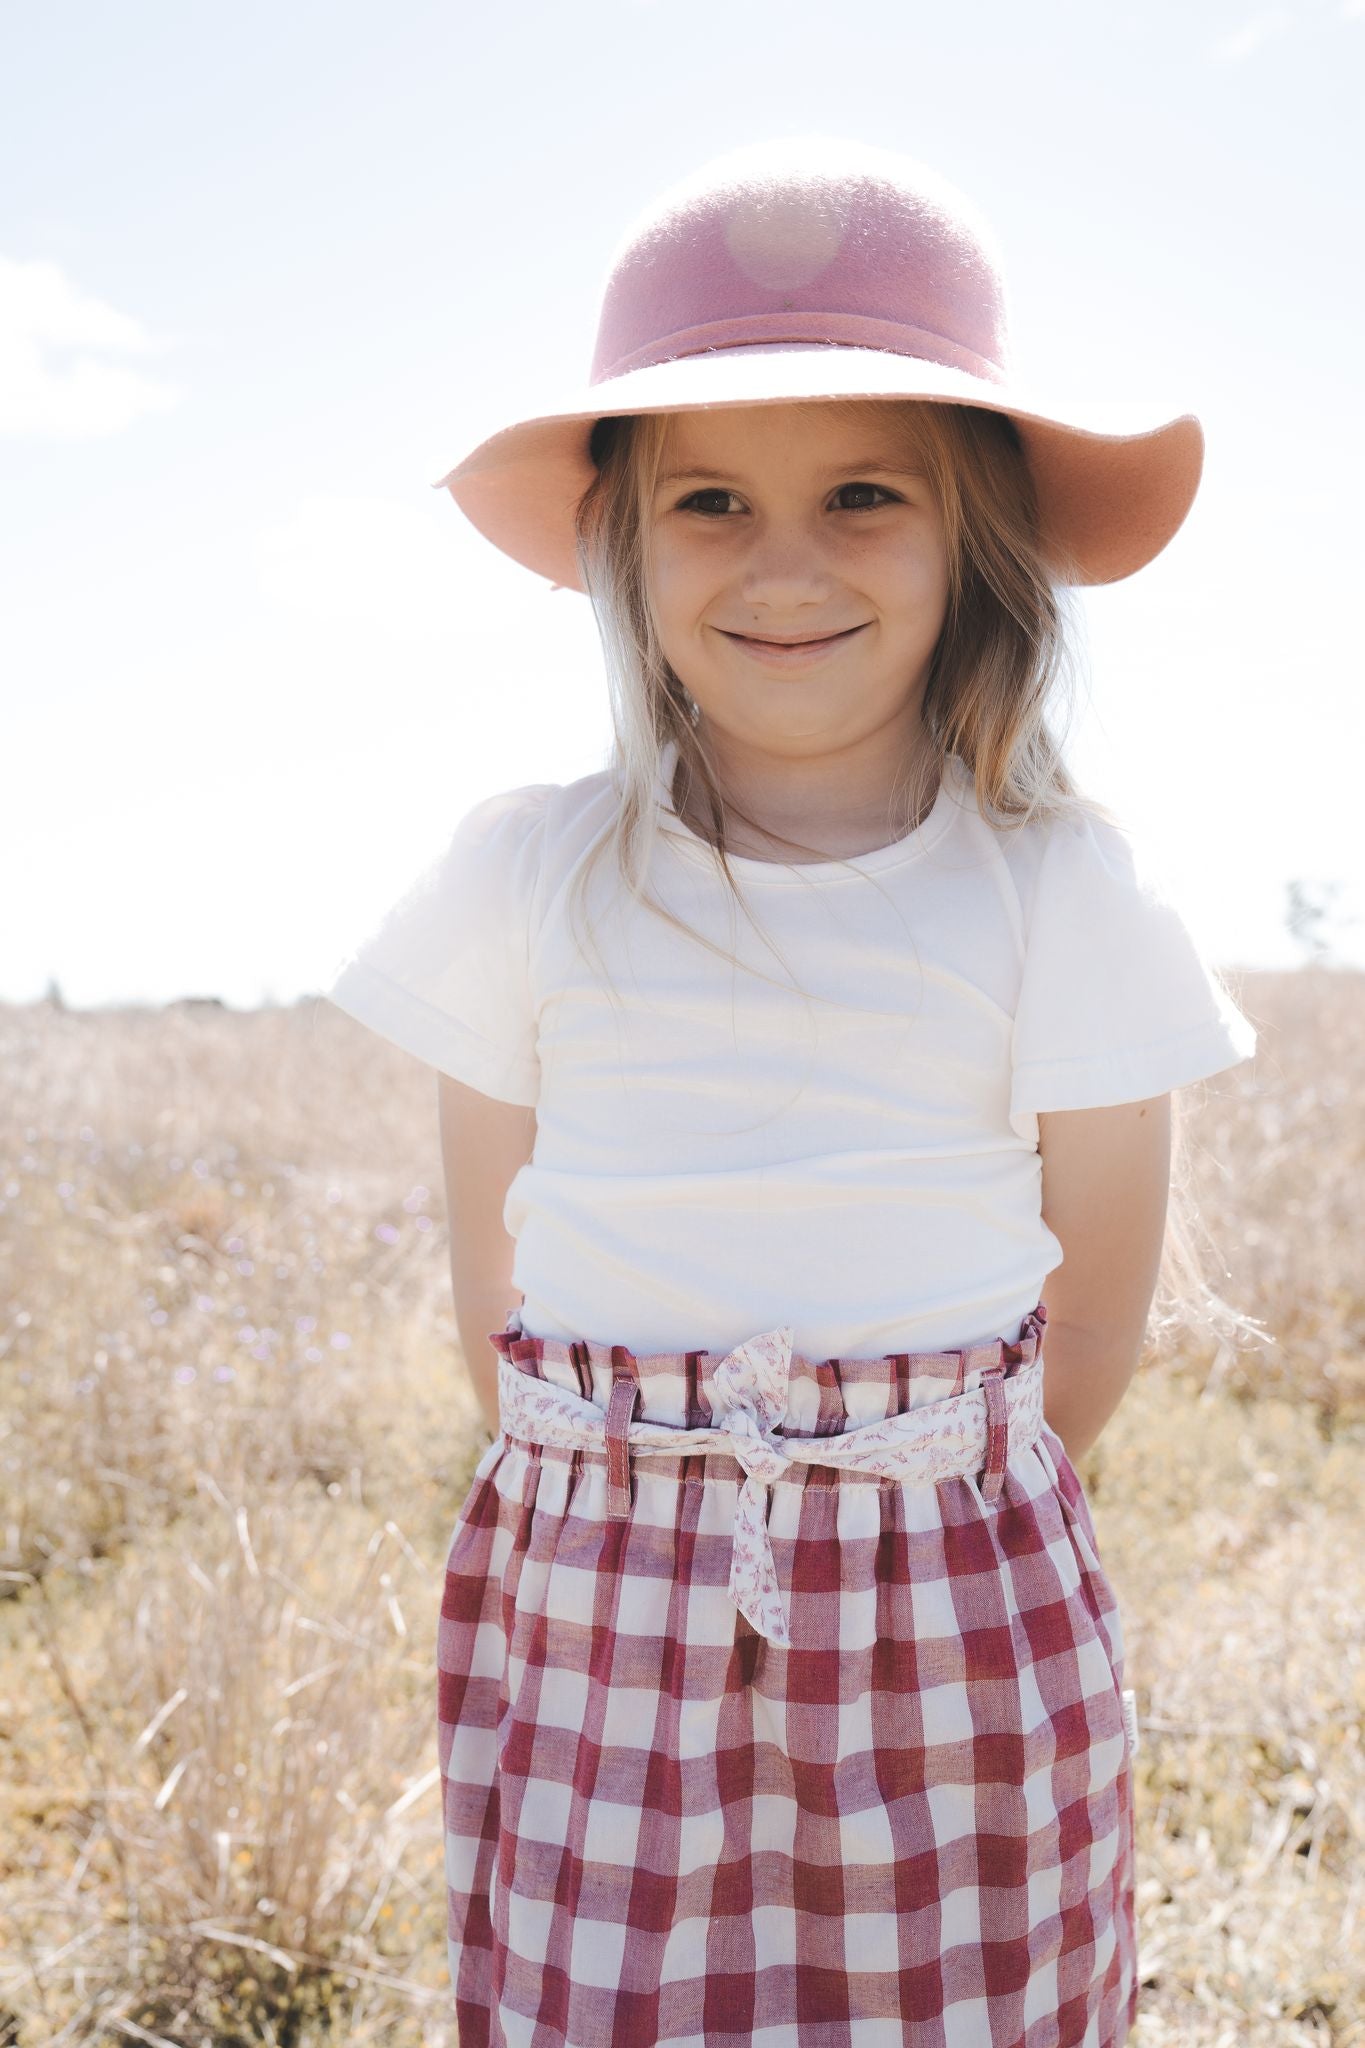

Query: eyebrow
<box><xmin>657</xmin><ymin>458</ymin><xmax>928</xmax><ymax>488</ymax></box>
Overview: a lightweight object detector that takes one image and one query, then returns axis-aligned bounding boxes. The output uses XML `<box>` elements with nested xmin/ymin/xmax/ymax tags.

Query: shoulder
<box><xmin>524</xmin><ymin>762</ymin><xmax>625</xmax><ymax>888</ymax></box>
<box><xmin>434</xmin><ymin>765</ymin><xmax>624</xmax><ymax>929</ymax></box>
<box><xmin>457</xmin><ymin>763</ymin><xmax>618</xmax><ymax>845</ymax></box>
<box><xmin>371</xmin><ymin>783</ymin><xmax>553</xmax><ymax>923</ymax></box>
<box><xmin>940</xmin><ymin>767</ymin><xmax>1207</xmax><ymax>992</ymax></box>
<box><xmin>941</xmin><ymin>757</ymin><xmax>1146</xmax><ymax>925</ymax></box>
<box><xmin>452</xmin><ymin>778</ymin><xmax>556</xmax><ymax>846</ymax></box>
<box><xmin>1035</xmin><ymin>800</ymin><xmax>1181</xmax><ymax>935</ymax></box>
<box><xmin>973</xmin><ymin>781</ymin><xmax>1154</xmax><ymax>928</ymax></box>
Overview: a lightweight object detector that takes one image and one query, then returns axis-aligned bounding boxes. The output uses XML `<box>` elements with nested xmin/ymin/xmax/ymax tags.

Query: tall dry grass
<box><xmin>0</xmin><ymin>973</ymin><xmax>1361</xmax><ymax>2044</ymax></box>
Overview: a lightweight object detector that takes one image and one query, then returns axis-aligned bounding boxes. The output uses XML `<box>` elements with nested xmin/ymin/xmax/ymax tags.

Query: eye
<box><xmin>677</xmin><ymin>488</ymin><xmax>739</xmax><ymax>516</ymax></box>
<box><xmin>674</xmin><ymin>481</ymin><xmax>901</xmax><ymax>517</ymax></box>
<box><xmin>834</xmin><ymin>481</ymin><xmax>899</xmax><ymax>511</ymax></box>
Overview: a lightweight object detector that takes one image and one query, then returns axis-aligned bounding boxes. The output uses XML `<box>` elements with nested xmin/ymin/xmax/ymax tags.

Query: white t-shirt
<box><xmin>323</xmin><ymin>742</ymin><xmax>1256</xmax><ymax>1361</ymax></box>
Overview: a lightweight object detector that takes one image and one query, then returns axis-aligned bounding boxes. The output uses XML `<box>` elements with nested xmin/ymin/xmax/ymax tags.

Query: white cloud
<box><xmin>1209</xmin><ymin>5</ymin><xmax>1296</xmax><ymax>60</ymax></box>
<box><xmin>0</xmin><ymin>254</ymin><xmax>184</xmax><ymax>437</ymax></box>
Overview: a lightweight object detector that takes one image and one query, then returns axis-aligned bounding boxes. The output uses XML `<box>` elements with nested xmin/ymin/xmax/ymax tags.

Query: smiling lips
<box><xmin>721</xmin><ymin>624</ymin><xmax>868</xmax><ymax>664</ymax></box>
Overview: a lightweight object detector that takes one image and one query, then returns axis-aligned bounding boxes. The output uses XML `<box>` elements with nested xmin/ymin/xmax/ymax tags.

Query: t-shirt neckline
<box><xmin>652</xmin><ymin>738</ymin><xmax>963</xmax><ymax>882</ymax></box>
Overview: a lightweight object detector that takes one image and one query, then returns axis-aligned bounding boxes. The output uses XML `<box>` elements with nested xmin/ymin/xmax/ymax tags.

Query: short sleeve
<box><xmin>322</xmin><ymin>783</ymin><xmax>552</xmax><ymax>1106</ymax></box>
<box><xmin>1009</xmin><ymin>803</ymin><xmax>1257</xmax><ymax>1138</ymax></box>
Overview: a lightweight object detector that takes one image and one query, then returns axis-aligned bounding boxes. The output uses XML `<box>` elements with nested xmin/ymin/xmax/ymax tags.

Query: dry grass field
<box><xmin>1</xmin><ymin>970</ymin><xmax>1362</xmax><ymax>2045</ymax></box>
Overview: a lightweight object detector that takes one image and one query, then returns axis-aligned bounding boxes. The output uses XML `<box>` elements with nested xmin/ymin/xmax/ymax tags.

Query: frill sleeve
<box><xmin>322</xmin><ymin>783</ymin><xmax>552</xmax><ymax>1106</ymax></box>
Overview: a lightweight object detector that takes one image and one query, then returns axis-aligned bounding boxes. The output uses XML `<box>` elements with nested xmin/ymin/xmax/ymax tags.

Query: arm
<box><xmin>1035</xmin><ymin>1094</ymin><xmax>1172</xmax><ymax>1466</ymax></box>
<box><xmin>437</xmin><ymin>1072</ymin><xmax>538</xmax><ymax>1437</ymax></box>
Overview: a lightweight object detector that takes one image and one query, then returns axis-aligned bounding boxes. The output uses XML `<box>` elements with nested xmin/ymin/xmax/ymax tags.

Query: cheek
<box><xmin>647</xmin><ymin>538</ymin><xmax>716</xmax><ymax>626</ymax></box>
<box><xmin>878</xmin><ymin>538</ymin><xmax>950</xmax><ymax>620</ymax></box>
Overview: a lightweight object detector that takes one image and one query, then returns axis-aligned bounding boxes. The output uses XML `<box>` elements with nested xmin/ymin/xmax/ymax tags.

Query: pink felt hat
<box><xmin>432</xmin><ymin>137</ymin><xmax>1205</xmax><ymax>589</ymax></box>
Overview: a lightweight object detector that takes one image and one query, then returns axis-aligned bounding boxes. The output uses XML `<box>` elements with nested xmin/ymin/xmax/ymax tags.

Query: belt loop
<box><xmin>979</xmin><ymin>1362</ymin><xmax>1010</xmax><ymax>1502</ymax></box>
<box><xmin>605</xmin><ymin>1345</ymin><xmax>640</xmax><ymax>1521</ymax></box>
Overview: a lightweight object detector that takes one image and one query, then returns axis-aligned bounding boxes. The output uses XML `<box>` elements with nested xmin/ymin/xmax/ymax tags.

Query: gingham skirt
<box><xmin>437</xmin><ymin>1301</ymin><xmax>1138</xmax><ymax>2047</ymax></box>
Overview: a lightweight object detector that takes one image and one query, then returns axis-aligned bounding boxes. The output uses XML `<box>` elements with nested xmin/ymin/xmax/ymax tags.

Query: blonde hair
<box><xmin>565</xmin><ymin>396</ymin><xmax>1258</xmax><ymax>1364</ymax></box>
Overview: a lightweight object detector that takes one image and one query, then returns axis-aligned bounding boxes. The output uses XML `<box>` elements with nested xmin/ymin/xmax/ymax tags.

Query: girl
<box><xmin>324</xmin><ymin>138</ymin><xmax>1257</xmax><ymax>2048</ymax></box>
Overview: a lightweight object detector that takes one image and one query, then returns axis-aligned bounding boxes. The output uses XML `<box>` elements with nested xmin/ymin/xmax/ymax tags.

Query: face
<box><xmin>644</xmin><ymin>401</ymin><xmax>951</xmax><ymax>763</ymax></box>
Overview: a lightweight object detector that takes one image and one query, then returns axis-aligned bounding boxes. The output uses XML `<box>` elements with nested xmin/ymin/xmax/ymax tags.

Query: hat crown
<box><xmin>589</xmin><ymin>137</ymin><xmax>1015</xmax><ymax>390</ymax></box>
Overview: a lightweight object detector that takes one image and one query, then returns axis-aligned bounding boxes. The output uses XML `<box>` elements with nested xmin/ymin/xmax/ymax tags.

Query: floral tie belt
<box><xmin>494</xmin><ymin>1317</ymin><xmax>1048</xmax><ymax>1649</ymax></box>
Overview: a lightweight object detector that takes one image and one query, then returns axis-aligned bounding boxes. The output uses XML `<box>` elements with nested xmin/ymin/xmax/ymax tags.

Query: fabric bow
<box><xmin>711</xmin><ymin>1324</ymin><xmax>798</xmax><ymax>1647</ymax></box>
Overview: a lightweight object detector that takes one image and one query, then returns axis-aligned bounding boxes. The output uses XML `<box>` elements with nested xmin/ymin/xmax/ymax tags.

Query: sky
<box><xmin>3</xmin><ymin>0</ymin><xmax>1363</xmax><ymax>1009</ymax></box>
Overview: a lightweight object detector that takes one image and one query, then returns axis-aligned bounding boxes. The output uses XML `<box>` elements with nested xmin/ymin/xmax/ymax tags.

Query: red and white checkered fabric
<box><xmin>437</xmin><ymin>1301</ymin><xmax>1138</xmax><ymax>2045</ymax></box>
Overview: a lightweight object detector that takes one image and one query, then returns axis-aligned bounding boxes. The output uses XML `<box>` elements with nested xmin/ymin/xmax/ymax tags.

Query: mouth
<box><xmin>719</xmin><ymin>624</ymin><xmax>869</xmax><ymax>661</ymax></box>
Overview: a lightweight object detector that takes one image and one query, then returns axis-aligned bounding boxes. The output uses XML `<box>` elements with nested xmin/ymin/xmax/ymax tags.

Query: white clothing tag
<box><xmin>1121</xmin><ymin>1688</ymin><xmax>1140</xmax><ymax>1762</ymax></box>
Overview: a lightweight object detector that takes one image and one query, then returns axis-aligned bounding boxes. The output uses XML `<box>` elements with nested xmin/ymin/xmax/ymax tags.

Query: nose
<box><xmin>736</xmin><ymin>519</ymin><xmax>838</xmax><ymax>613</ymax></box>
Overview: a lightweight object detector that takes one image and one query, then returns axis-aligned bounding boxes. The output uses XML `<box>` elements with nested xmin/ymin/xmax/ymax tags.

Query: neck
<box><xmin>669</xmin><ymin>729</ymin><xmax>942</xmax><ymax>863</ymax></box>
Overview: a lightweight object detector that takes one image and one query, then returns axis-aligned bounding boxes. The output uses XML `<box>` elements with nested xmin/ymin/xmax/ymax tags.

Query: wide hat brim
<box><xmin>432</xmin><ymin>342</ymin><xmax>1204</xmax><ymax>590</ymax></box>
